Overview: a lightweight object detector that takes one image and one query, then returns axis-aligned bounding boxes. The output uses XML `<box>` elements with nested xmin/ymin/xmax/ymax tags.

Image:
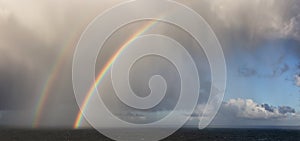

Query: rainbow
<box><xmin>73</xmin><ymin>20</ymin><xmax>159</xmax><ymax>129</ymax></box>
<box><xmin>32</xmin><ymin>32</ymin><xmax>80</xmax><ymax>128</ymax></box>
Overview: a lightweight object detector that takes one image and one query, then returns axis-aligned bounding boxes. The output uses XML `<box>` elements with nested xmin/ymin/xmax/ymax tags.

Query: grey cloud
<box><xmin>0</xmin><ymin>15</ymin><xmax>50</xmax><ymax>111</ymax></box>
<box><xmin>261</xmin><ymin>104</ymin><xmax>296</xmax><ymax>115</ymax></box>
<box><xmin>238</xmin><ymin>67</ymin><xmax>257</xmax><ymax>77</ymax></box>
<box><xmin>295</xmin><ymin>75</ymin><xmax>300</xmax><ymax>87</ymax></box>
<box><xmin>207</xmin><ymin>0</ymin><xmax>300</xmax><ymax>41</ymax></box>
<box><xmin>115</xmin><ymin>111</ymin><xmax>148</xmax><ymax>124</ymax></box>
<box><xmin>282</xmin><ymin>14</ymin><xmax>300</xmax><ymax>40</ymax></box>
<box><xmin>238</xmin><ymin>63</ymin><xmax>290</xmax><ymax>78</ymax></box>
<box><xmin>278</xmin><ymin>106</ymin><xmax>296</xmax><ymax>114</ymax></box>
<box><xmin>275</xmin><ymin>63</ymin><xmax>289</xmax><ymax>76</ymax></box>
<box><xmin>261</xmin><ymin>104</ymin><xmax>276</xmax><ymax>113</ymax></box>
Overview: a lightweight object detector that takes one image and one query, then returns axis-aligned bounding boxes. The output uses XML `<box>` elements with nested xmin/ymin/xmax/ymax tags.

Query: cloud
<box><xmin>190</xmin><ymin>0</ymin><xmax>300</xmax><ymax>81</ymax></box>
<box><xmin>203</xmin><ymin>0</ymin><xmax>300</xmax><ymax>41</ymax></box>
<box><xmin>282</xmin><ymin>14</ymin><xmax>300</xmax><ymax>40</ymax></box>
<box><xmin>186</xmin><ymin>98</ymin><xmax>299</xmax><ymax>128</ymax></box>
<box><xmin>222</xmin><ymin>98</ymin><xmax>296</xmax><ymax>120</ymax></box>
<box><xmin>0</xmin><ymin>0</ymin><xmax>123</xmax><ymax>128</ymax></box>
<box><xmin>278</xmin><ymin>106</ymin><xmax>296</xmax><ymax>114</ymax></box>
<box><xmin>295</xmin><ymin>75</ymin><xmax>300</xmax><ymax>87</ymax></box>
<box><xmin>238</xmin><ymin>67</ymin><xmax>257</xmax><ymax>77</ymax></box>
<box><xmin>238</xmin><ymin>63</ymin><xmax>291</xmax><ymax>78</ymax></box>
<box><xmin>117</xmin><ymin>111</ymin><xmax>147</xmax><ymax>122</ymax></box>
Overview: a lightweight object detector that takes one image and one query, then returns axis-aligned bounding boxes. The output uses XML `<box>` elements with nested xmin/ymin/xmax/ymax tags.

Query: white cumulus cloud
<box><xmin>223</xmin><ymin>98</ymin><xmax>296</xmax><ymax>120</ymax></box>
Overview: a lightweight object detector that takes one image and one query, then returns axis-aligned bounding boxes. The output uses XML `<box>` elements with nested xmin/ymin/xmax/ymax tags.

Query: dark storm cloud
<box><xmin>0</xmin><ymin>0</ymin><xmax>108</xmax><ymax>127</ymax></box>
<box><xmin>0</xmin><ymin>15</ymin><xmax>52</xmax><ymax>110</ymax></box>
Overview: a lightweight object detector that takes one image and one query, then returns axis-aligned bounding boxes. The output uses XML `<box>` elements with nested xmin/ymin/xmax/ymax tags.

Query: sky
<box><xmin>0</xmin><ymin>0</ymin><xmax>300</xmax><ymax>128</ymax></box>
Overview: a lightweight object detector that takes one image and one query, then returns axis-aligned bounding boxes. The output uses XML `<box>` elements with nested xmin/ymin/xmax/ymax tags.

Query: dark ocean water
<box><xmin>0</xmin><ymin>128</ymin><xmax>299</xmax><ymax>141</ymax></box>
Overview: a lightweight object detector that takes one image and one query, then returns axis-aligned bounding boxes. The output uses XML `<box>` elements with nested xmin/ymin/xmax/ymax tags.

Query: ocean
<box><xmin>0</xmin><ymin>128</ymin><xmax>299</xmax><ymax>141</ymax></box>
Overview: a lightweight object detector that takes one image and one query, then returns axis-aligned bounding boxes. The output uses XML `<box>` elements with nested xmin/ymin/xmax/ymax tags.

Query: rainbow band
<box><xmin>73</xmin><ymin>20</ymin><xmax>158</xmax><ymax>129</ymax></box>
<box><xmin>32</xmin><ymin>33</ymin><xmax>80</xmax><ymax>128</ymax></box>
<box><xmin>32</xmin><ymin>45</ymin><xmax>69</xmax><ymax>128</ymax></box>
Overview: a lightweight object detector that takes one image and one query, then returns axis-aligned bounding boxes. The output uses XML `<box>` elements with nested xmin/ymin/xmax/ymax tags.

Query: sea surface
<box><xmin>0</xmin><ymin>128</ymin><xmax>299</xmax><ymax>141</ymax></box>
